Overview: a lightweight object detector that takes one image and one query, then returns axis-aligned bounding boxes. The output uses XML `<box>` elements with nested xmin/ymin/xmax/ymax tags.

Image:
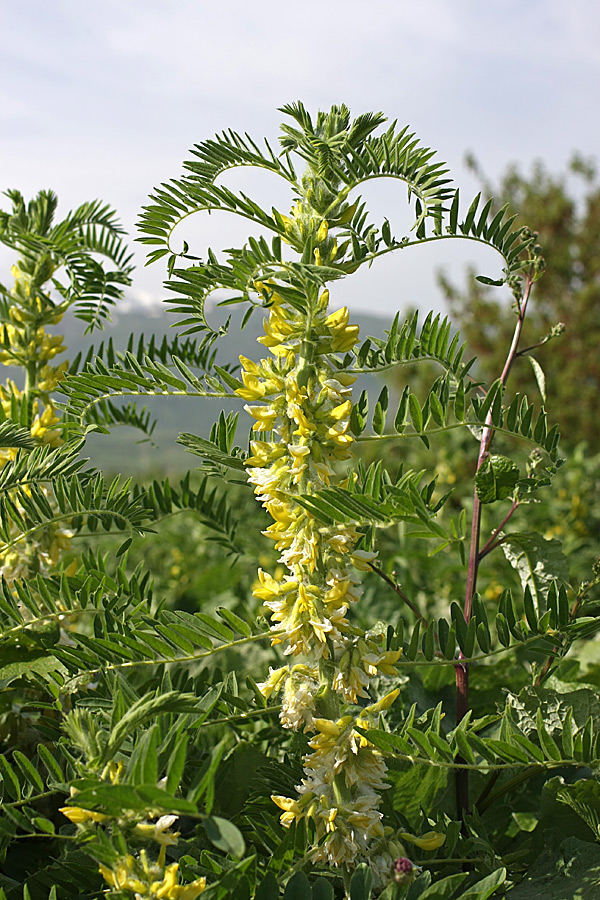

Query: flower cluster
<box><xmin>98</xmin><ymin>856</ymin><xmax>206</xmax><ymax>900</ymax></box>
<box><xmin>99</xmin><ymin>817</ymin><xmax>206</xmax><ymax>900</ymax></box>
<box><xmin>241</xmin><ymin>284</ymin><xmax>400</xmax><ymax>681</ymax></box>
<box><xmin>238</xmin><ymin>269</ymin><xmax>402</xmax><ymax>876</ymax></box>
<box><xmin>272</xmin><ymin>691</ymin><xmax>398</xmax><ymax>866</ymax></box>
<box><xmin>0</xmin><ymin>267</ymin><xmax>72</xmax><ymax>582</ymax></box>
<box><xmin>62</xmin><ymin>771</ymin><xmax>205</xmax><ymax>900</ymax></box>
<box><xmin>98</xmin><ymin>833</ymin><xmax>206</xmax><ymax>900</ymax></box>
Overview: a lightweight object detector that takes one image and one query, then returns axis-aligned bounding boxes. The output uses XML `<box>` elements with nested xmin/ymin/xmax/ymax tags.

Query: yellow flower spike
<box><xmin>399</xmin><ymin>830</ymin><xmax>446</xmax><ymax>851</ymax></box>
<box><xmin>314</xmin><ymin>248</ymin><xmax>323</xmax><ymax>266</ymax></box>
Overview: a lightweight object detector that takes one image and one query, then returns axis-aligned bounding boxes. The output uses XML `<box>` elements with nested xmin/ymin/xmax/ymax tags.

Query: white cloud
<box><xmin>1</xmin><ymin>0</ymin><xmax>598</xmax><ymax>317</ymax></box>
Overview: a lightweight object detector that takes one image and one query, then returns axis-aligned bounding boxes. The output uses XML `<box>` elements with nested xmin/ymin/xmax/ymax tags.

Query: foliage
<box><xmin>438</xmin><ymin>154</ymin><xmax>600</xmax><ymax>447</ymax></box>
<box><xmin>0</xmin><ymin>107</ymin><xmax>599</xmax><ymax>900</ymax></box>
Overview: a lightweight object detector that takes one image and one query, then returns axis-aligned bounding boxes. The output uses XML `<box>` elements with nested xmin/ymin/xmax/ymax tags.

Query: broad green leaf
<box><xmin>507</xmin><ymin>686</ymin><xmax>600</xmax><ymax>740</ymax></box>
<box><xmin>350</xmin><ymin>864</ymin><xmax>372</xmax><ymax>900</ymax></box>
<box><xmin>312</xmin><ymin>877</ymin><xmax>334</xmax><ymax>900</ymax></box>
<box><xmin>457</xmin><ymin>868</ymin><xmax>506</xmax><ymax>900</ymax></box>
<box><xmin>388</xmin><ymin>761</ymin><xmax>448</xmax><ymax>828</ymax></box>
<box><xmin>204</xmin><ymin>815</ymin><xmax>245</xmax><ymax>859</ymax></box>
<box><xmin>475</xmin><ymin>454</ymin><xmax>519</xmax><ymax>503</ymax></box>
<box><xmin>101</xmin><ymin>691</ymin><xmax>199</xmax><ymax>763</ymax></box>
<box><xmin>255</xmin><ymin>873</ymin><xmax>279</xmax><ymax>900</ymax></box>
<box><xmin>282</xmin><ymin>872</ymin><xmax>312</xmax><ymax>900</ymax></box>
<box><xmin>419</xmin><ymin>873</ymin><xmax>468</xmax><ymax>900</ymax></box>
<box><xmin>556</xmin><ymin>781</ymin><xmax>600</xmax><ymax>839</ymax></box>
<box><xmin>73</xmin><ymin>782</ymin><xmax>196</xmax><ymax>815</ymax></box>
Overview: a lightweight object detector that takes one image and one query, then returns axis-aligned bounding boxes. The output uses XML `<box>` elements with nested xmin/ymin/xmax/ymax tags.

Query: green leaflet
<box><xmin>204</xmin><ymin>816</ymin><xmax>246</xmax><ymax>859</ymax></box>
<box><xmin>475</xmin><ymin>454</ymin><xmax>519</xmax><ymax>503</ymax></box>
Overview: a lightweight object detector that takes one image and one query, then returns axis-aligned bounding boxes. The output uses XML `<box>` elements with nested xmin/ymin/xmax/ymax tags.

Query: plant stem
<box><xmin>476</xmin><ymin>766</ymin><xmax>541</xmax><ymax>814</ymax></box>
<box><xmin>370</xmin><ymin>563</ymin><xmax>428</xmax><ymax>625</ymax></box>
<box><xmin>456</xmin><ymin>274</ymin><xmax>534</xmax><ymax>820</ymax></box>
<box><xmin>478</xmin><ymin>500</ymin><xmax>519</xmax><ymax>560</ymax></box>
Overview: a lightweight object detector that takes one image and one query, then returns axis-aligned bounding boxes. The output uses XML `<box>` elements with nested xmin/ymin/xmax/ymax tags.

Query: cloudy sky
<box><xmin>2</xmin><ymin>0</ymin><xmax>598</xmax><ymax>320</ymax></box>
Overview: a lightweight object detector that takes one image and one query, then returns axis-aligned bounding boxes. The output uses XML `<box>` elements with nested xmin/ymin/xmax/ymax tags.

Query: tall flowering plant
<box><xmin>0</xmin><ymin>190</ymin><xmax>133</xmax><ymax>580</ymax></box>
<box><xmin>240</xmin><ymin>278</ymin><xmax>402</xmax><ymax>876</ymax></box>
<box><xmin>134</xmin><ymin>103</ymin><xmax>569</xmax><ymax>892</ymax></box>
<box><xmin>4</xmin><ymin>105</ymin><xmax>598</xmax><ymax>900</ymax></box>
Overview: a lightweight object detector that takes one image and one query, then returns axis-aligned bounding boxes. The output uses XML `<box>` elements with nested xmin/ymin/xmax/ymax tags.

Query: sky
<box><xmin>1</xmin><ymin>0</ymin><xmax>599</xmax><ymax>322</ymax></box>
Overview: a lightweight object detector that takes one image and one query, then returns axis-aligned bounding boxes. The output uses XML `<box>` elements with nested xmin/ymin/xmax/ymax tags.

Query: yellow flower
<box><xmin>59</xmin><ymin>806</ymin><xmax>109</xmax><ymax>824</ymax></box>
<box><xmin>257</xmin><ymin>665</ymin><xmax>288</xmax><ymax>699</ymax></box>
<box><xmin>324</xmin><ymin>307</ymin><xmax>349</xmax><ymax>329</ymax></box>
<box><xmin>236</xmin><ymin>371</ymin><xmax>266</xmax><ymax>401</ymax></box>
<box><xmin>271</xmin><ymin>794</ymin><xmax>306</xmax><ymax>828</ymax></box>
<box><xmin>365</xmin><ymin>688</ymin><xmax>401</xmax><ymax>714</ymax></box>
<box><xmin>238</xmin><ymin>354</ymin><xmax>263</xmax><ymax>376</ymax></box>
<box><xmin>312</xmin><ymin>718</ymin><xmax>341</xmax><ymax>737</ymax></box>
<box><xmin>328</xmin><ymin>400</ymin><xmax>352</xmax><ymax>422</ymax></box>
<box><xmin>350</xmin><ymin>549</ymin><xmax>378</xmax><ymax>571</ymax></box>
<box><xmin>316</xmin><ymin>220</ymin><xmax>329</xmax><ymax>242</ymax></box>
<box><xmin>399</xmin><ymin>830</ymin><xmax>446</xmax><ymax>851</ymax></box>
<box><xmin>330</xmin><ymin>325</ymin><xmax>360</xmax><ymax>352</ymax></box>
<box><xmin>173</xmin><ymin>878</ymin><xmax>208</xmax><ymax>899</ymax></box>
<box><xmin>244</xmin><ymin>404</ymin><xmax>278</xmax><ymax>432</ymax></box>
<box><xmin>151</xmin><ymin>862</ymin><xmax>179</xmax><ymax>898</ymax></box>
<box><xmin>135</xmin><ymin>814</ymin><xmax>180</xmax><ymax>846</ymax></box>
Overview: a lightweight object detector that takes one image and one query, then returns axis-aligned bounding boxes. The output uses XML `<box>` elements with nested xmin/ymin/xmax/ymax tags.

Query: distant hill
<box><xmin>27</xmin><ymin>303</ymin><xmax>391</xmax><ymax>476</ymax></box>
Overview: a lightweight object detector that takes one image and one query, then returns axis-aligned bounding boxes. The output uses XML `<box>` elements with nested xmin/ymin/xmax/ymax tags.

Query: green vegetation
<box><xmin>0</xmin><ymin>106</ymin><xmax>598</xmax><ymax>900</ymax></box>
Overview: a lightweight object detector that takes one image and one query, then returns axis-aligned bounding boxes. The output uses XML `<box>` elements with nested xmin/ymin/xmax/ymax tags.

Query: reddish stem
<box><xmin>478</xmin><ymin>499</ymin><xmax>519</xmax><ymax>561</ymax></box>
<box><xmin>455</xmin><ymin>275</ymin><xmax>534</xmax><ymax>819</ymax></box>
